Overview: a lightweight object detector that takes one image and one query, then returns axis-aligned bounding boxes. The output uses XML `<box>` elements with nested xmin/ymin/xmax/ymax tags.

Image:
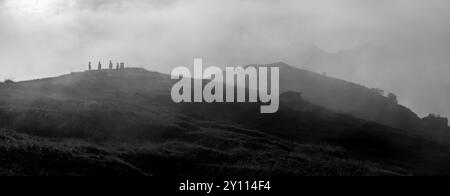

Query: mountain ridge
<box><xmin>3</xmin><ymin>63</ymin><xmax>447</xmax><ymax>133</ymax></box>
<box><xmin>1</xmin><ymin>64</ymin><xmax>450</xmax><ymax>175</ymax></box>
<box><xmin>246</xmin><ymin>62</ymin><xmax>448</xmax><ymax>134</ymax></box>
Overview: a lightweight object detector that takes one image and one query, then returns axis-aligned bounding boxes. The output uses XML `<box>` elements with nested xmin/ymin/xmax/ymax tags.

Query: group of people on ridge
<box><xmin>88</xmin><ymin>61</ymin><xmax>125</xmax><ymax>71</ymax></box>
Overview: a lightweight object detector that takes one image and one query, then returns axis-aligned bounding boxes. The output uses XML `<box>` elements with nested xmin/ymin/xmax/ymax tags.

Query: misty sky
<box><xmin>0</xmin><ymin>0</ymin><xmax>449</xmax><ymax>119</ymax></box>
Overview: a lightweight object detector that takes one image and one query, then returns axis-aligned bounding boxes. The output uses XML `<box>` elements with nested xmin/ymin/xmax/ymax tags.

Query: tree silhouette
<box><xmin>370</xmin><ymin>88</ymin><xmax>384</xmax><ymax>96</ymax></box>
<box><xmin>387</xmin><ymin>93</ymin><xmax>398</xmax><ymax>104</ymax></box>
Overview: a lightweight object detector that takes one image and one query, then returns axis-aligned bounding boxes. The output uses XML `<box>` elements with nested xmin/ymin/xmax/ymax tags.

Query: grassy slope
<box><xmin>249</xmin><ymin>63</ymin><xmax>423</xmax><ymax>132</ymax></box>
<box><xmin>0</xmin><ymin>129</ymin><xmax>145</xmax><ymax>176</ymax></box>
<box><xmin>0</xmin><ymin>127</ymin><xmax>402</xmax><ymax>176</ymax></box>
<box><xmin>0</xmin><ymin>68</ymin><xmax>448</xmax><ymax>176</ymax></box>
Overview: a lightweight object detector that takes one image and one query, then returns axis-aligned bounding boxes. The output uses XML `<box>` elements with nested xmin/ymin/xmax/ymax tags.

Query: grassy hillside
<box><xmin>0</xmin><ymin>67</ymin><xmax>449</xmax><ymax>176</ymax></box>
<box><xmin>248</xmin><ymin>63</ymin><xmax>424</xmax><ymax>132</ymax></box>
<box><xmin>0</xmin><ymin>126</ymin><xmax>403</xmax><ymax>176</ymax></box>
<box><xmin>0</xmin><ymin>129</ymin><xmax>145</xmax><ymax>176</ymax></box>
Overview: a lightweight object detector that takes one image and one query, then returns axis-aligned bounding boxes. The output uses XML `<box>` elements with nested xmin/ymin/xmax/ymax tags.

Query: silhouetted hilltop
<box><xmin>18</xmin><ymin>67</ymin><xmax>172</xmax><ymax>90</ymax></box>
<box><xmin>2</xmin><ymin>65</ymin><xmax>447</xmax><ymax>135</ymax></box>
<box><xmin>1</xmin><ymin>66</ymin><xmax>450</xmax><ymax>176</ymax></box>
<box><xmin>0</xmin><ymin>69</ymin><xmax>407</xmax><ymax>176</ymax></box>
<box><xmin>246</xmin><ymin>62</ymin><xmax>439</xmax><ymax>134</ymax></box>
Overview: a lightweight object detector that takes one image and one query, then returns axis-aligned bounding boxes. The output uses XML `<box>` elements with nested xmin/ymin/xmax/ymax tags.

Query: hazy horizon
<box><xmin>1</xmin><ymin>0</ymin><xmax>449</xmax><ymax>119</ymax></box>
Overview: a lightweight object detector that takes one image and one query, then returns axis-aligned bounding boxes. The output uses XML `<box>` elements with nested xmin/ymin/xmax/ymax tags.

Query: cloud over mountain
<box><xmin>0</xmin><ymin>0</ymin><xmax>449</xmax><ymax>118</ymax></box>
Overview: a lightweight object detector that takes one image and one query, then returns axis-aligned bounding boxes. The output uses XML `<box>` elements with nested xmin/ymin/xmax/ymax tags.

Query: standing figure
<box><xmin>116</xmin><ymin>63</ymin><xmax>120</xmax><ymax>70</ymax></box>
<box><xmin>88</xmin><ymin>61</ymin><xmax>92</xmax><ymax>71</ymax></box>
<box><xmin>109</xmin><ymin>60</ymin><xmax>113</xmax><ymax>70</ymax></box>
<box><xmin>98</xmin><ymin>62</ymin><xmax>102</xmax><ymax>70</ymax></box>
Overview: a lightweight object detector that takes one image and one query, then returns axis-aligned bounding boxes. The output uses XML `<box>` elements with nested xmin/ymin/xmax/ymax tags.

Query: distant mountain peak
<box><xmin>269</xmin><ymin>62</ymin><xmax>291</xmax><ymax>67</ymax></box>
<box><xmin>245</xmin><ymin>62</ymin><xmax>296</xmax><ymax>69</ymax></box>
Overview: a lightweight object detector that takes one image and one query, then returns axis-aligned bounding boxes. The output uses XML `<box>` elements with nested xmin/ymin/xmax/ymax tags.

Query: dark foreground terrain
<box><xmin>0</xmin><ymin>127</ymin><xmax>401</xmax><ymax>176</ymax></box>
<box><xmin>0</xmin><ymin>65</ymin><xmax>449</xmax><ymax>176</ymax></box>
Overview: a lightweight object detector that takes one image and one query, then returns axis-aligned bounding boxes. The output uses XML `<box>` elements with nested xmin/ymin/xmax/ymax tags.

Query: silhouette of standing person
<box><xmin>116</xmin><ymin>63</ymin><xmax>120</xmax><ymax>70</ymax></box>
<box><xmin>109</xmin><ymin>60</ymin><xmax>113</xmax><ymax>70</ymax></box>
<box><xmin>88</xmin><ymin>61</ymin><xmax>92</xmax><ymax>71</ymax></box>
<box><xmin>98</xmin><ymin>62</ymin><xmax>102</xmax><ymax>70</ymax></box>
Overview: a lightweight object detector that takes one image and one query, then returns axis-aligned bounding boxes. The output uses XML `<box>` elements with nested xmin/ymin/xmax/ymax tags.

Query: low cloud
<box><xmin>0</xmin><ymin>0</ymin><xmax>449</xmax><ymax>118</ymax></box>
